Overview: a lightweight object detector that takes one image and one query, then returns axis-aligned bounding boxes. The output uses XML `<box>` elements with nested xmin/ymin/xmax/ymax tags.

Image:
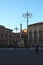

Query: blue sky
<box><xmin>0</xmin><ymin>0</ymin><xmax>43</xmax><ymax>32</ymax></box>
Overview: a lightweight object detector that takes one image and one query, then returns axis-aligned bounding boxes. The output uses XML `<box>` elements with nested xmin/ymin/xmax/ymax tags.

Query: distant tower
<box><xmin>20</xmin><ymin>24</ymin><xmax>22</xmax><ymax>35</ymax></box>
<box><xmin>20</xmin><ymin>24</ymin><xmax>22</xmax><ymax>46</ymax></box>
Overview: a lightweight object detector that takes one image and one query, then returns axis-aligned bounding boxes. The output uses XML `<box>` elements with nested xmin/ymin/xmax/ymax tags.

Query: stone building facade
<box><xmin>0</xmin><ymin>22</ymin><xmax>43</xmax><ymax>47</ymax></box>
<box><xmin>0</xmin><ymin>25</ymin><xmax>24</xmax><ymax>47</ymax></box>
<box><xmin>0</xmin><ymin>25</ymin><xmax>13</xmax><ymax>47</ymax></box>
<box><xmin>28</xmin><ymin>22</ymin><xmax>43</xmax><ymax>47</ymax></box>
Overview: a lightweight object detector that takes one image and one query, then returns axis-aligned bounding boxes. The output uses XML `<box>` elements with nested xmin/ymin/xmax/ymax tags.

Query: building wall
<box><xmin>0</xmin><ymin>22</ymin><xmax>43</xmax><ymax>47</ymax></box>
<box><xmin>0</xmin><ymin>25</ymin><xmax>13</xmax><ymax>47</ymax></box>
<box><xmin>28</xmin><ymin>22</ymin><xmax>43</xmax><ymax>47</ymax></box>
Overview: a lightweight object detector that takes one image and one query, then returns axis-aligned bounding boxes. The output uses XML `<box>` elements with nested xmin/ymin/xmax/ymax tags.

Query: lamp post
<box><xmin>14</xmin><ymin>27</ymin><xmax>18</xmax><ymax>47</ymax></box>
<box><xmin>20</xmin><ymin>24</ymin><xmax>22</xmax><ymax>47</ymax></box>
<box><xmin>14</xmin><ymin>27</ymin><xmax>18</xmax><ymax>33</ymax></box>
<box><xmin>23</xmin><ymin>11</ymin><xmax>32</xmax><ymax>48</ymax></box>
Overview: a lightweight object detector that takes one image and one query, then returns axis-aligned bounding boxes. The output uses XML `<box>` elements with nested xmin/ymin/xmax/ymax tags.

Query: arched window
<box><xmin>29</xmin><ymin>32</ymin><xmax>32</xmax><ymax>43</ymax></box>
<box><xmin>34</xmin><ymin>31</ymin><xmax>37</xmax><ymax>43</ymax></box>
<box><xmin>39</xmin><ymin>31</ymin><xmax>43</xmax><ymax>42</ymax></box>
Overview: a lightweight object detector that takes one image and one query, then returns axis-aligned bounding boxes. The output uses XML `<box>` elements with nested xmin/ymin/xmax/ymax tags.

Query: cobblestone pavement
<box><xmin>0</xmin><ymin>47</ymin><xmax>43</xmax><ymax>65</ymax></box>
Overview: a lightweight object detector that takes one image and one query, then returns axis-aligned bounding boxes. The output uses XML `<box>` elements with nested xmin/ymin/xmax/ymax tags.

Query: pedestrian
<box><xmin>35</xmin><ymin>44</ymin><xmax>38</xmax><ymax>54</ymax></box>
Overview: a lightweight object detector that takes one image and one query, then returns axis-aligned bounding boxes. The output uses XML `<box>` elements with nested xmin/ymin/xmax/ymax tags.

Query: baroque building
<box><xmin>0</xmin><ymin>22</ymin><xmax>43</xmax><ymax>47</ymax></box>
<box><xmin>0</xmin><ymin>25</ymin><xmax>24</xmax><ymax>47</ymax></box>
<box><xmin>28</xmin><ymin>22</ymin><xmax>43</xmax><ymax>47</ymax></box>
<box><xmin>0</xmin><ymin>25</ymin><xmax>13</xmax><ymax>47</ymax></box>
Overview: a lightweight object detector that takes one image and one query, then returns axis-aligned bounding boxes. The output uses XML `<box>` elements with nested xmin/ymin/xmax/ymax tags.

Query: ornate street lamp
<box><xmin>14</xmin><ymin>27</ymin><xmax>18</xmax><ymax>33</ymax></box>
<box><xmin>23</xmin><ymin>11</ymin><xmax>32</xmax><ymax>47</ymax></box>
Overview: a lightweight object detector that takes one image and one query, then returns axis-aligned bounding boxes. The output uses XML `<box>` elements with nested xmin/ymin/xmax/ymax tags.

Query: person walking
<box><xmin>35</xmin><ymin>44</ymin><xmax>38</xmax><ymax>54</ymax></box>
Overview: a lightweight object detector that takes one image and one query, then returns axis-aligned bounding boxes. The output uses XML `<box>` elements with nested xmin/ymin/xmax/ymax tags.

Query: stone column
<box><xmin>32</xmin><ymin>27</ymin><xmax>34</xmax><ymax>46</ymax></box>
<box><xmin>37</xmin><ymin>29</ymin><xmax>39</xmax><ymax>45</ymax></box>
<box><xmin>7</xmin><ymin>32</ymin><xmax>9</xmax><ymax>46</ymax></box>
<box><xmin>32</xmin><ymin>31</ymin><xmax>34</xmax><ymax>46</ymax></box>
<box><xmin>3</xmin><ymin>31</ymin><xmax>6</xmax><ymax>46</ymax></box>
<box><xmin>11</xmin><ymin>33</ymin><xmax>13</xmax><ymax>46</ymax></box>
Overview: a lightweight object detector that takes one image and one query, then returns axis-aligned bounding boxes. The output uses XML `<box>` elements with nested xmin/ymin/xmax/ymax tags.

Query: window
<box><xmin>5</xmin><ymin>33</ymin><xmax>8</xmax><ymax>38</ymax></box>
<box><xmin>34</xmin><ymin>31</ymin><xmax>37</xmax><ymax>43</ymax></box>
<box><xmin>1</xmin><ymin>32</ymin><xmax>3</xmax><ymax>37</ymax></box>
<box><xmin>9</xmin><ymin>34</ymin><xmax>12</xmax><ymax>38</ymax></box>
<box><xmin>39</xmin><ymin>31</ymin><xmax>43</xmax><ymax>41</ymax></box>
<box><xmin>29</xmin><ymin>32</ymin><xmax>32</xmax><ymax>43</ymax></box>
<box><xmin>29</xmin><ymin>32</ymin><xmax>32</xmax><ymax>40</ymax></box>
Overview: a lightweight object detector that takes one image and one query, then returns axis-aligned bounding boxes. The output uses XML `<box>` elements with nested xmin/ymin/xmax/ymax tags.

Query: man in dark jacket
<box><xmin>35</xmin><ymin>44</ymin><xmax>38</xmax><ymax>53</ymax></box>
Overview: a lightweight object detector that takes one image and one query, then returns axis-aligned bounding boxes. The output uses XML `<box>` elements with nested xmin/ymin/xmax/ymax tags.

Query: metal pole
<box><xmin>14</xmin><ymin>27</ymin><xmax>18</xmax><ymax>33</ymax></box>
<box><xmin>14</xmin><ymin>27</ymin><xmax>18</xmax><ymax>45</ymax></box>
<box><xmin>27</xmin><ymin>11</ymin><xmax>28</xmax><ymax>47</ymax></box>
<box><xmin>20</xmin><ymin>24</ymin><xmax>22</xmax><ymax>46</ymax></box>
